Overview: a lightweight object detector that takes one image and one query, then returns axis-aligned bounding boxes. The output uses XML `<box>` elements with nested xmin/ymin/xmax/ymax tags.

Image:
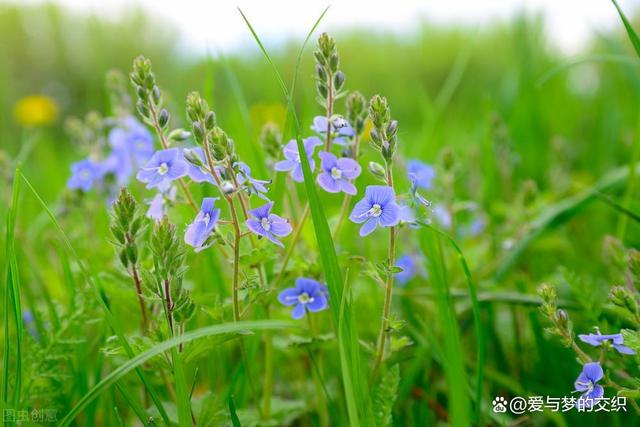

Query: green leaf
<box><xmin>621</xmin><ymin>329</ymin><xmax>640</xmax><ymax>353</ymax></box>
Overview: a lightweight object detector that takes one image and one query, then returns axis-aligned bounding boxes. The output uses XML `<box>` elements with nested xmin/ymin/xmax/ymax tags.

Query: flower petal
<box><xmin>365</xmin><ymin>185</ymin><xmax>395</xmax><ymax>206</ymax></box>
<box><xmin>317</xmin><ymin>172</ymin><xmax>340</xmax><ymax>193</ymax></box>
<box><xmin>379</xmin><ymin>202</ymin><xmax>401</xmax><ymax>227</ymax></box>
<box><xmin>291</xmin><ymin>303</ymin><xmax>307</xmax><ymax>320</ymax></box>
<box><xmin>349</xmin><ymin>198</ymin><xmax>372</xmax><ymax>224</ymax></box>
<box><xmin>249</xmin><ymin>202</ymin><xmax>273</xmax><ymax>219</ymax></box>
<box><xmin>359</xmin><ymin>218</ymin><xmax>379</xmax><ymax>237</ymax></box>
<box><xmin>277</xmin><ymin>288</ymin><xmax>300</xmax><ymax>306</ymax></box>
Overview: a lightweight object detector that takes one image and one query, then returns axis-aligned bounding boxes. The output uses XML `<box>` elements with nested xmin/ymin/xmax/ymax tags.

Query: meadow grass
<box><xmin>2</xmin><ymin>2</ymin><xmax>640</xmax><ymax>426</ymax></box>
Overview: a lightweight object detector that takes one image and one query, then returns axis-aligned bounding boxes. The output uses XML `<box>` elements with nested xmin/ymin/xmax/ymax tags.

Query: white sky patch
<box><xmin>11</xmin><ymin>0</ymin><xmax>640</xmax><ymax>55</ymax></box>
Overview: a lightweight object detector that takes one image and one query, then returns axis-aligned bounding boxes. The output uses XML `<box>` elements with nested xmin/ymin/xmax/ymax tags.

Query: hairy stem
<box><xmin>370</xmin><ymin>162</ymin><xmax>396</xmax><ymax>386</ymax></box>
<box><xmin>131</xmin><ymin>264</ymin><xmax>148</xmax><ymax>334</ymax></box>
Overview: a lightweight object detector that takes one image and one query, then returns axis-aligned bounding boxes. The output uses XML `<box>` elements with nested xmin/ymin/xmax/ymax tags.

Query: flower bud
<box><xmin>316</xmin><ymin>63</ymin><xmax>327</xmax><ymax>81</ymax></box>
<box><xmin>158</xmin><ymin>109</ymin><xmax>169</xmax><ymax>128</ymax></box>
<box><xmin>205</xmin><ymin>111</ymin><xmax>216</xmax><ymax>131</ymax></box>
<box><xmin>152</xmin><ymin>86</ymin><xmax>161</xmax><ymax>104</ymax></box>
<box><xmin>183</xmin><ymin>148</ymin><xmax>205</xmax><ymax>168</ymax></box>
<box><xmin>334</xmin><ymin>71</ymin><xmax>345</xmax><ymax>90</ymax></box>
<box><xmin>192</xmin><ymin>122</ymin><xmax>204</xmax><ymax>143</ymax></box>
<box><xmin>168</xmin><ymin>128</ymin><xmax>191</xmax><ymax>142</ymax></box>
<box><xmin>368</xmin><ymin>161</ymin><xmax>386</xmax><ymax>179</ymax></box>
<box><xmin>221</xmin><ymin>180</ymin><xmax>235</xmax><ymax>195</ymax></box>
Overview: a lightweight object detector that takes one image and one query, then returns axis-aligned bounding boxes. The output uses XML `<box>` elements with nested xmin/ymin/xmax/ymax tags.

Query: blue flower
<box><xmin>184</xmin><ymin>147</ymin><xmax>216</xmax><ymax>184</ymax></box>
<box><xmin>235</xmin><ymin>161</ymin><xmax>271</xmax><ymax>200</ymax></box>
<box><xmin>311</xmin><ymin>116</ymin><xmax>354</xmax><ymax>146</ymax></box>
<box><xmin>184</xmin><ymin>197</ymin><xmax>220</xmax><ymax>251</ymax></box>
<box><xmin>432</xmin><ymin>205</ymin><xmax>452</xmax><ymax>230</ymax></box>
<box><xmin>278</xmin><ymin>277</ymin><xmax>328</xmax><ymax>319</ymax></box>
<box><xmin>395</xmin><ymin>255</ymin><xmax>417</xmax><ymax>286</ymax></box>
<box><xmin>407</xmin><ymin>160</ymin><xmax>435</xmax><ymax>191</ymax></box>
<box><xmin>574</xmin><ymin>362</ymin><xmax>604</xmax><ymax>408</ymax></box>
<box><xmin>109</xmin><ymin>116</ymin><xmax>154</xmax><ymax>164</ymax></box>
<box><xmin>578</xmin><ymin>330</ymin><xmax>636</xmax><ymax>355</ymax></box>
<box><xmin>316</xmin><ymin>151</ymin><xmax>361</xmax><ymax>195</ymax></box>
<box><xmin>274</xmin><ymin>137</ymin><xmax>323</xmax><ymax>182</ymax></box>
<box><xmin>349</xmin><ymin>185</ymin><xmax>401</xmax><ymax>236</ymax></box>
<box><xmin>398</xmin><ymin>204</ymin><xmax>418</xmax><ymax>227</ymax></box>
<box><xmin>136</xmin><ymin>148</ymin><xmax>188</xmax><ymax>191</ymax></box>
<box><xmin>68</xmin><ymin>159</ymin><xmax>104</xmax><ymax>191</ymax></box>
<box><xmin>146</xmin><ymin>186</ymin><xmax>177</xmax><ymax>221</ymax></box>
<box><xmin>246</xmin><ymin>201</ymin><xmax>292</xmax><ymax>247</ymax></box>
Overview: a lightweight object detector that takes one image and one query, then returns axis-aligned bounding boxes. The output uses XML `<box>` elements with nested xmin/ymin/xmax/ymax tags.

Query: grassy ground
<box><xmin>2</xmin><ymin>3</ymin><xmax>640</xmax><ymax>426</ymax></box>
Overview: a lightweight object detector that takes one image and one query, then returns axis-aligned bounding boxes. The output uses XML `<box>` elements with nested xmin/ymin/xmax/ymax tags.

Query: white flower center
<box><xmin>297</xmin><ymin>292</ymin><xmax>314</xmax><ymax>304</ymax></box>
<box><xmin>261</xmin><ymin>217</ymin><xmax>271</xmax><ymax>231</ymax></box>
<box><xmin>158</xmin><ymin>162</ymin><xmax>169</xmax><ymax>175</ymax></box>
<box><xmin>370</xmin><ymin>204</ymin><xmax>382</xmax><ymax>217</ymax></box>
<box><xmin>204</xmin><ymin>212</ymin><xmax>211</xmax><ymax>225</ymax></box>
<box><xmin>330</xmin><ymin>166</ymin><xmax>342</xmax><ymax>179</ymax></box>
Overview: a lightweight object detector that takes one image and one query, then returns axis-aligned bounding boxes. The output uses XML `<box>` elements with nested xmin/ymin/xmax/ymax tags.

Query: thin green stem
<box><xmin>370</xmin><ymin>162</ymin><xmax>396</xmax><ymax>386</ymax></box>
<box><xmin>273</xmin><ymin>204</ymin><xmax>310</xmax><ymax>289</ymax></box>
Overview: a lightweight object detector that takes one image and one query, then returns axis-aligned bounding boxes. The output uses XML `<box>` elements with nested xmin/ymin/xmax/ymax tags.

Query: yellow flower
<box><xmin>13</xmin><ymin>95</ymin><xmax>59</xmax><ymax>127</ymax></box>
<box><xmin>249</xmin><ymin>102</ymin><xmax>286</xmax><ymax>129</ymax></box>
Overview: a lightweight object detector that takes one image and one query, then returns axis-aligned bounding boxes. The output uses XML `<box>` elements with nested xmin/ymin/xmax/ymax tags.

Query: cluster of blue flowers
<box><xmin>572</xmin><ymin>329</ymin><xmax>635</xmax><ymax>407</ymax></box>
<box><xmin>68</xmin><ymin>116</ymin><xmax>153</xmax><ymax>193</ymax></box>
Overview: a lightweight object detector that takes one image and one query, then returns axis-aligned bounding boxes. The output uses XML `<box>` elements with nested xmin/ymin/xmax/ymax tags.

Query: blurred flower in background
<box><xmin>13</xmin><ymin>95</ymin><xmax>58</xmax><ymax>127</ymax></box>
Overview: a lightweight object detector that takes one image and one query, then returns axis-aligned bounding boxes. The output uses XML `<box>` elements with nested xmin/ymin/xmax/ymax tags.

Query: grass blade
<box><xmin>237</xmin><ymin>7</ymin><xmax>370</xmax><ymax>425</ymax></box>
<box><xmin>419</xmin><ymin>222</ymin><xmax>485</xmax><ymax>423</ymax></box>
<box><xmin>419</xmin><ymin>227</ymin><xmax>471</xmax><ymax>427</ymax></box>
<box><xmin>58</xmin><ymin>320</ymin><xmax>294</xmax><ymax>426</ymax></box>
<box><xmin>495</xmin><ymin>164</ymin><xmax>640</xmax><ymax>280</ymax></box>
<box><xmin>611</xmin><ymin>0</ymin><xmax>640</xmax><ymax>58</ymax></box>
<box><xmin>228</xmin><ymin>394</ymin><xmax>242</xmax><ymax>427</ymax></box>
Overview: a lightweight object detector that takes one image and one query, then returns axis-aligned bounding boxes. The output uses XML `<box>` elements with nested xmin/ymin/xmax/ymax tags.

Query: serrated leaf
<box><xmin>373</xmin><ymin>364</ymin><xmax>400</xmax><ymax>427</ymax></box>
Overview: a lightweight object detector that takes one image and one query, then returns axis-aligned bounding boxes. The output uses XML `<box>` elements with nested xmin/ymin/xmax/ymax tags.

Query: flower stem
<box><xmin>273</xmin><ymin>204</ymin><xmax>310</xmax><ymax>289</ymax></box>
<box><xmin>131</xmin><ymin>264</ymin><xmax>148</xmax><ymax>334</ymax></box>
<box><xmin>370</xmin><ymin>162</ymin><xmax>396</xmax><ymax>386</ymax></box>
<box><xmin>332</xmin><ymin>134</ymin><xmax>360</xmax><ymax>239</ymax></box>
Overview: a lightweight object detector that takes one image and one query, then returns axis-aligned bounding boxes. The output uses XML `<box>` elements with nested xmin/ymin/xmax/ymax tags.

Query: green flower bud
<box><xmin>205</xmin><ymin>111</ymin><xmax>216</xmax><ymax>131</ymax></box>
<box><xmin>368</xmin><ymin>161</ymin><xmax>386</xmax><ymax>179</ymax></box>
<box><xmin>334</xmin><ymin>71</ymin><xmax>345</xmax><ymax>91</ymax></box>
<box><xmin>158</xmin><ymin>109</ymin><xmax>169</xmax><ymax>128</ymax></box>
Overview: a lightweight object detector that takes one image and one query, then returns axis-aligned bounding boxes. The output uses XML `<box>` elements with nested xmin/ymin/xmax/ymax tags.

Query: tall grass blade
<box><xmin>419</xmin><ymin>222</ymin><xmax>485</xmax><ymax>423</ymax></box>
<box><xmin>611</xmin><ymin>0</ymin><xmax>640</xmax><ymax>58</ymax></box>
<box><xmin>58</xmin><ymin>321</ymin><xmax>294</xmax><ymax>426</ymax></box>
<box><xmin>237</xmin><ymin>7</ymin><xmax>370</xmax><ymax>426</ymax></box>
<box><xmin>419</xmin><ymin>227</ymin><xmax>471</xmax><ymax>427</ymax></box>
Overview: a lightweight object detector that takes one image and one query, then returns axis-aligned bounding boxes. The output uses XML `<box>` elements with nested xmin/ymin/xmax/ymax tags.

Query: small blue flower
<box><xmin>407</xmin><ymin>160</ymin><xmax>435</xmax><ymax>191</ymax></box>
<box><xmin>184</xmin><ymin>197</ymin><xmax>220</xmax><ymax>252</ymax></box>
<box><xmin>574</xmin><ymin>362</ymin><xmax>604</xmax><ymax>408</ymax></box>
<box><xmin>68</xmin><ymin>159</ymin><xmax>104</xmax><ymax>192</ymax></box>
<box><xmin>109</xmin><ymin>116</ymin><xmax>154</xmax><ymax>164</ymax></box>
<box><xmin>578</xmin><ymin>329</ymin><xmax>636</xmax><ymax>355</ymax></box>
<box><xmin>349</xmin><ymin>185</ymin><xmax>401</xmax><ymax>237</ymax></box>
<box><xmin>274</xmin><ymin>137</ymin><xmax>322</xmax><ymax>182</ymax></box>
<box><xmin>278</xmin><ymin>277</ymin><xmax>328</xmax><ymax>319</ymax></box>
<box><xmin>395</xmin><ymin>255</ymin><xmax>417</xmax><ymax>286</ymax></box>
<box><xmin>316</xmin><ymin>151</ymin><xmax>361</xmax><ymax>195</ymax></box>
<box><xmin>398</xmin><ymin>204</ymin><xmax>419</xmax><ymax>228</ymax></box>
<box><xmin>147</xmin><ymin>186</ymin><xmax>177</xmax><ymax>221</ymax></box>
<box><xmin>235</xmin><ymin>161</ymin><xmax>271</xmax><ymax>200</ymax></box>
<box><xmin>311</xmin><ymin>116</ymin><xmax>354</xmax><ymax>146</ymax></box>
<box><xmin>136</xmin><ymin>148</ymin><xmax>188</xmax><ymax>191</ymax></box>
<box><xmin>432</xmin><ymin>205</ymin><xmax>452</xmax><ymax>230</ymax></box>
<box><xmin>246</xmin><ymin>201</ymin><xmax>293</xmax><ymax>247</ymax></box>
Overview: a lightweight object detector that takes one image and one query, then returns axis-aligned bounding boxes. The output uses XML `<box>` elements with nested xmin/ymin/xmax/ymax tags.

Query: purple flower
<box><xmin>246</xmin><ymin>201</ymin><xmax>292</xmax><ymax>247</ymax></box>
<box><xmin>311</xmin><ymin>116</ymin><xmax>354</xmax><ymax>146</ymax></box>
<box><xmin>432</xmin><ymin>205</ymin><xmax>452</xmax><ymax>230</ymax></box>
<box><xmin>147</xmin><ymin>186</ymin><xmax>177</xmax><ymax>221</ymax></box>
<box><xmin>278</xmin><ymin>277</ymin><xmax>328</xmax><ymax>319</ymax></box>
<box><xmin>184</xmin><ymin>197</ymin><xmax>220</xmax><ymax>252</ymax></box>
<box><xmin>184</xmin><ymin>147</ymin><xmax>216</xmax><ymax>184</ymax></box>
<box><xmin>136</xmin><ymin>148</ymin><xmax>188</xmax><ymax>191</ymax></box>
<box><xmin>574</xmin><ymin>362</ymin><xmax>604</xmax><ymax>408</ymax></box>
<box><xmin>578</xmin><ymin>330</ymin><xmax>636</xmax><ymax>355</ymax></box>
<box><xmin>316</xmin><ymin>151</ymin><xmax>361</xmax><ymax>195</ymax></box>
<box><xmin>349</xmin><ymin>185</ymin><xmax>401</xmax><ymax>237</ymax></box>
<box><xmin>68</xmin><ymin>159</ymin><xmax>104</xmax><ymax>192</ymax></box>
<box><xmin>274</xmin><ymin>137</ymin><xmax>322</xmax><ymax>182</ymax></box>
<box><xmin>395</xmin><ymin>255</ymin><xmax>417</xmax><ymax>286</ymax></box>
<box><xmin>398</xmin><ymin>204</ymin><xmax>419</xmax><ymax>227</ymax></box>
<box><xmin>407</xmin><ymin>160</ymin><xmax>435</xmax><ymax>191</ymax></box>
<box><xmin>109</xmin><ymin>116</ymin><xmax>154</xmax><ymax>164</ymax></box>
<box><xmin>236</xmin><ymin>161</ymin><xmax>271</xmax><ymax>200</ymax></box>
